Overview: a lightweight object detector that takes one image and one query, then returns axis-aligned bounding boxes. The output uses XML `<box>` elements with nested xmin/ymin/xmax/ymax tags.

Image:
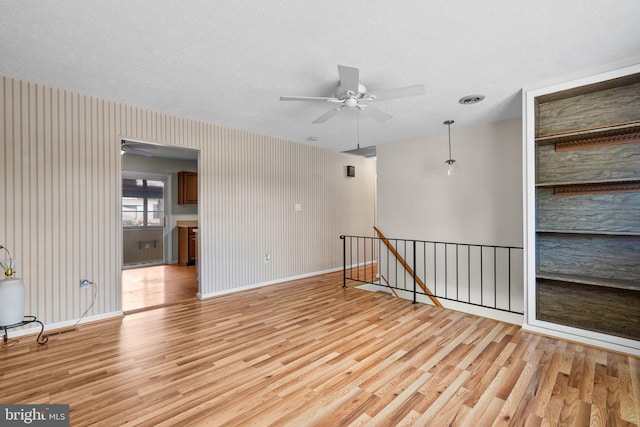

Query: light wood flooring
<box><xmin>2</xmin><ymin>271</ymin><xmax>639</xmax><ymax>426</ymax></box>
<box><xmin>122</xmin><ymin>264</ymin><xmax>198</xmax><ymax>313</ymax></box>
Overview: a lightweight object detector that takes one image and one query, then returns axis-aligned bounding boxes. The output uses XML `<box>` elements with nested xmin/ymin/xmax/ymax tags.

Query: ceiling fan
<box><xmin>280</xmin><ymin>65</ymin><xmax>426</xmax><ymax>123</ymax></box>
<box><xmin>121</xmin><ymin>141</ymin><xmax>157</xmax><ymax>157</ymax></box>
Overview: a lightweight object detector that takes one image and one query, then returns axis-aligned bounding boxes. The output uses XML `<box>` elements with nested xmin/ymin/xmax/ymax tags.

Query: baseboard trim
<box><xmin>522</xmin><ymin>323</ymin><xmax>640</xmax><ymax>357</ymax></box>
<box><xmin>198</xmin><ymin>266</ymin><xmax>350</xmax><ymax>300</ymax></box>
<box><xmin>4</xmin><ymin>311</ymin><xmax>123</xmax><ymax>340</ymax></box>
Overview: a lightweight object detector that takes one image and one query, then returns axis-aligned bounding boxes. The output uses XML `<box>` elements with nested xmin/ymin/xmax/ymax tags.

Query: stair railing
<box><xmin>340</xmin><ymin>228</ymin><xmax>524</xmax><ymax>315</ymax></box>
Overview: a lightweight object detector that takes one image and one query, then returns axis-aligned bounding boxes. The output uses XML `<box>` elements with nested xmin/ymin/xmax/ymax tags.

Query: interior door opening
<box><xmin>120</xmin><ymin>140</ymin><xmax>199</xmax><ymax>314</ymax></box>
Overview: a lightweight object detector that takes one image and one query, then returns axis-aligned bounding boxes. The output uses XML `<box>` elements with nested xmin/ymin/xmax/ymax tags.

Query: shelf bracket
<box><xmin>555</xmin><ymin>130</ymin><xmax>640</xmax><ymax>151</ymax></box>
<box><xmin>554</xmin><ymin>181</ymin><xmax>640</xmax><ymax>195</ymax></box>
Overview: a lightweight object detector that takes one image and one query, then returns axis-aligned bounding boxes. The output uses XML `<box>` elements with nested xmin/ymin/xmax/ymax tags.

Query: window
<box><xmin>122</xmin><ymin>179</ymin><xmax>164</xmax><ymax>228</ymax></box>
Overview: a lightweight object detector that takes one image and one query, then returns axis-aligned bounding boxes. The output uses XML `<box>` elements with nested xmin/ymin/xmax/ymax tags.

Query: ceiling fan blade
<box><xmin>280</xmin><ymin>96</ymin><xmax>336</xmax><ymax>102</ymax></box>
<box><xmin>373</xmin><ymin>84</ymin><xmax>426</xmax><ymax>101</ymax></box>
<box><xmin>337</xmin><ymin>65</ymin><xmax>359</xmax><ymax>93</ymax></box>
<box><xmin>127</xmin><ymin>148</ymin><xmax>154</xmax><ymax>157</ymax></box>
<box><xmin>122</xmin><ymin>141</ymin><xmax>157</xmax><ymax>149</ymax></box>
<box><xmin>361</xmin><ymin>105</ymin><xmax>393</xmax><ymax>122</ymax></box>
<box><xmin>126</xmin><ymin>144</ymin><xmax>156</xmax><ymax>150</ymax></box>
<box><xmin>312</xmin><ymin>107</ymin><xmax>343</xmax><ymax>123</ymax></box>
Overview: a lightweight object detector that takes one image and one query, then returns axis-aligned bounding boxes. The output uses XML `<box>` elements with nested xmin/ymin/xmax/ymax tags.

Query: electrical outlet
<box><xmin>264</xmin><ymin>253</ymin><xmax>270</xmax><ymax>264</ymax></box>
<box><xmin>80</xmin><ymin>278</ymin><xmax>91</xmax><ymax>288</ymax></box>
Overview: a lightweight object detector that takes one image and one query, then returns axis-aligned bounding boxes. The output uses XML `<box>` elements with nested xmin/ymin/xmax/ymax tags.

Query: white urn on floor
<box><xmin>0</xmin><ymin>278</ymin><xmax>26</xmax><ymax>326</ymax></box>
<box><xmin>0</xmin><ymin>245</ymin><xmax>27</xmax><ymax>326</ymax></box>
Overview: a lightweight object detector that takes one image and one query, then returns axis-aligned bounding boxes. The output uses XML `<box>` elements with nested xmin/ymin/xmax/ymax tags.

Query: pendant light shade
<box><xmin>442</xmin><ymin>120</ymin><xmax>459</xmax><ymax>176</ymax></box>
<box><xmin>444</xmin><ymin>158</ymin><xmax>459</xmax><ymax>176</ymax></box>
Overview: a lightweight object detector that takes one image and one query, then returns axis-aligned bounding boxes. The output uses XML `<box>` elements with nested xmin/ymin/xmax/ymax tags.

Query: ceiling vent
<box><xmin>458</xmin><ymin>94</ymin><xmax>485</xmax><ymax>105</ymax></box>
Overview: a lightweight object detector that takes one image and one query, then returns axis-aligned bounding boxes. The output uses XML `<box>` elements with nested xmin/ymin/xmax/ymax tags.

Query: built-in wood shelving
<box><xmin>529</xmin><ymin>68</ymin><xmax>640</xmax><ymax>343</ymax></box>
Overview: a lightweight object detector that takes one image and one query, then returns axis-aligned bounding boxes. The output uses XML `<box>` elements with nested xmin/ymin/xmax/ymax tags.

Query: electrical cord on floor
<box><xmin>74</xmin><ymin>281</ymin><xmax>98</xmax><ymax>328</ymax></box>
<box><xmin>42</xmin><ymin>281</ymin><xmax>98</xmax><ymax>340</ymax></box>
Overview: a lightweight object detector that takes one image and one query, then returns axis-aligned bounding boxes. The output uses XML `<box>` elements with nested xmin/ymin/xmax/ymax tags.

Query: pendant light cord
<box><xmin>447</xmin><ymin>122</ymin><xmax>452</xmax><ymax>160</ymax></box>
<box><xmin>357</xmin><ymin>109</ymin><xmax>360</xmax><ymax>150</ymax></box>
<box><xmin>444</xmin><ymin>119</ymin><xmax>455</xmax><ymax>163</ymax></box>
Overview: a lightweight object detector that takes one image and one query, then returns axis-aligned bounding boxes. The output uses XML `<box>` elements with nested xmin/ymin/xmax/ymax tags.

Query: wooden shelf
<box><xmin>535</xmin><ymin>79</ymin><xmax>640</xmax><ymax>138</ymax></box>
<box><xmin>536</xmin><ymin>230</ymin><xmax>640</xmax><ymax>237</ymax></box>
<box><xmin>536</xmin><ymin>272</ymin><xmax>640</xmax><ymax>292</ymax></box>
<box><xmin>536</xmin><ymin>278</ymin><xmax>640</xmax><ymax>341</ymax></box>
<box><xmin>535</xmin><ymin>177</ymin><xmax>640</xmax><ymax>188</ymax></box>
<box><xmin>535</xmin><ymin>122</ymin><xmax>640</xmax><ymax>147</ymax></box>
<box><xmin>534</xmin><ymin>73</ymin><xmax>640</xmax><ymax>104</ymax></box>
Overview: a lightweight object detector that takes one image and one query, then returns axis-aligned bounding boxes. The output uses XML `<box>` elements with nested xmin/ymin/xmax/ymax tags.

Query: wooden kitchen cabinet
<box><xmin>178</xmin><ymin>226</ymin><xmax>198</xmax><ymax>265</ymax></box>
<box><xmin>178</xmin><ymin>171</ymin><xmax>198</xmax><ymax>204</ymax></box>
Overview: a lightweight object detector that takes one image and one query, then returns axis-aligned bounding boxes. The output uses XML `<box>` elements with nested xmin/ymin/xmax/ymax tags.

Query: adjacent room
<box><xmin>1</xmin><ymin>1</ymin><xmax>639</xmax><ymax>425</ymax></box>
<box><xmin>120</xmin><ymin>143</ymin><xmax>200</xmax><ymax>313</ymax></box>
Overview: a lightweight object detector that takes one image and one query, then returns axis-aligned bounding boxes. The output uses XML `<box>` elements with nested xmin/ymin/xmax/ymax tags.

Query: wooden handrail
<box><xmin>379</xmin><ymin>274</ymin><xmax>399</xmax><ymax>298</ymax></box>
<box><xmin>373</xmin><ymin>226</ymin><xmax>443</xmax><ymax>308</ymax></box>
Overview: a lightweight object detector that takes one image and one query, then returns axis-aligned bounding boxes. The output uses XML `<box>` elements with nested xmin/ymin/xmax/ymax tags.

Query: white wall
<box><xmin>376</xmin><ymin>117</ymin><xmax>524</xmax><ymax>322</ymax></box>
<box><xmin>0</xmin><ymin>76</ymin><xmax>376</xmax><ymax>329</ymax></box>
<box><xmin>377</xmin><ymin>118</ymin><xmax>522</xmax><ymax>246</ymax></box>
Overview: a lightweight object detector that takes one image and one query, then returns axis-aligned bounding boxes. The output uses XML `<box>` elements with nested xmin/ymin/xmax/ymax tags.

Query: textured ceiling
<box><xmin>1</xmin><ymin>0</ymin><xmax>639</xmax><ymax>154</ymax></box>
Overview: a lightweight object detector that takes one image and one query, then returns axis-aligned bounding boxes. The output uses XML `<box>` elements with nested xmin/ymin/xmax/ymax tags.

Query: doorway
<box><xmin>120</xmin><ymin>140</ymin><xmax>199</xmax><ymax>313</ymax></box>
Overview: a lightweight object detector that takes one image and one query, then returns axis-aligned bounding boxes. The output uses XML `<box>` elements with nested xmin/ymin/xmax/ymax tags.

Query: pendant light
<box><xmin>443</xmin><ymin>119</ymin><xmax>459</xmax><ymax>177</ymax></box>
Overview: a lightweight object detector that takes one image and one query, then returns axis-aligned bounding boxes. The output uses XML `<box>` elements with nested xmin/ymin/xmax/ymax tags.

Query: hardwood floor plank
<box><xmin>456</xmin><ymin>322</ymin><xmax>504</xmax><ymax>369</ymax></box>
<box><xmin>493</xmin><ymin>349</ymin><xmax>545</xmax><ymax>426</ymax></box>
<box><xmin>359</xmin><ymin>369</ymin><xmax>431</xmax><ymax>425</ymax></box>
<box><xmin>1</xmin><ymin>270</ymin><xmax>638</xmax><ymax>426</ymax></box>
<box><xmin>619</xmin><ymin>358</ymin><xmax>638</xmax><ymax>424</ymax></box>
<box><xmin>533</xmin><ymin>341</ymin><xmax>568</xmax><ymax>418</ymax></box>
<box><xmin>434</xmin><ymin>390</ymin><xmax>473</xmax><ymax>427</ymax></box>
<box><xmin>472</xmin><ymin>396</ymin><xmax>506</xmax><ymax>427</ymax></box>
<box><xmin>631</xmin><ymin>357</ymin><xmax>640</xmax><ymax>426</ymax></box>
<box><xmin>462</xmin><ymin>361</ymin><xmax>502</xmax><ymax>408</ymax></box>
<box><xmin>122</xmin><ymin>264</ymin><xmax>198</xmax><ymax>313</ymax></box>
<box><xmin>414</xmin><ymin>369</ymin><xmax>471</xmax><ymax>425</ymax></box>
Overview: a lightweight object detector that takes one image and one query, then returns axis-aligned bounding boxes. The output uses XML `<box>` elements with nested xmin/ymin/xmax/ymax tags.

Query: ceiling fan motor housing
<box><xmin>336</xmin><ymin>83</ymin><xmax>368</xmax><ymax>100</ymax></box>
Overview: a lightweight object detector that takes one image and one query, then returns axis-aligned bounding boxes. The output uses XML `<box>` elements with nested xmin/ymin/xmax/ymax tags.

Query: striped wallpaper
<box><xmin>0</xmin><ymin>76</ymin><xmax>376</xmax><ymax>326</ymax></box>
